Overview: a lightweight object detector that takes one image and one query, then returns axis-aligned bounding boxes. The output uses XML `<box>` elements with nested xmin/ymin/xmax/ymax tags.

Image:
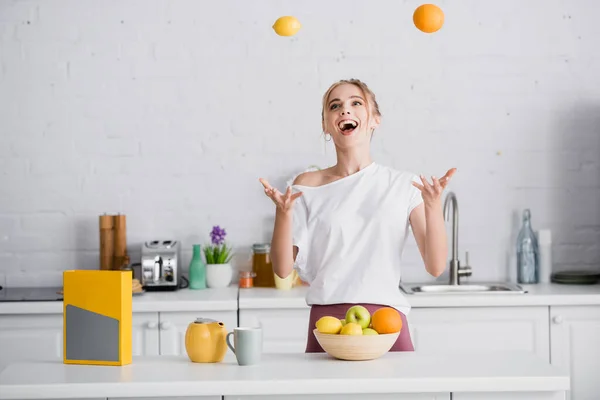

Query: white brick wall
<box><xmin>1</xmin><ymin>0</ymin><xmax>599</xmax><ymax>286</ymax></box>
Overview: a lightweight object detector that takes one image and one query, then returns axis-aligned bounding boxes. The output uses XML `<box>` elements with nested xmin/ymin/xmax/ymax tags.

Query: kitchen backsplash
<box><xmin>1</xmin><ymin>0</ymin><xmax>599</xmax><ymax>286</ymax></box>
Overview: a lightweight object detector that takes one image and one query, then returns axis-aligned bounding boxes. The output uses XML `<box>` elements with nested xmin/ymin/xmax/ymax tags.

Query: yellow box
<box><xmin>63</xmin><ymin>270</ymin><xmax>132</xmax><ymax>366</ymax></box>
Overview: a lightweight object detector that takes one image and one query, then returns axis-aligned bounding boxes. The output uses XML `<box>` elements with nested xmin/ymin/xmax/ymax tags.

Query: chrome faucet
<box><xmin>443</xmin><ymin>191</ymin><xmax>472</xmax><ymax>285</ymax></box>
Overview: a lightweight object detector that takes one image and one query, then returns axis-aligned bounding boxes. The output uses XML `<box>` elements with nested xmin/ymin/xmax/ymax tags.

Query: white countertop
<box><xmin>239</xmin><ymin>286</ymin><xmax>310</xmax><ymax>308</ymax></box>
<box><xmin>0</xmin><ymin>286</ymin><xmax>239</xmax><ymax>315</ymax></box>
<box><xmin>239</xmin><ymin>283</ymin><xmax>600</xmax><ymax>309</ymax></box>
<box><xmin>2</xmin><ymin>282</ymin><xmax>600</xmax><ymax>315</ymax></box>
<box><xmin>0</xmin><ymin>351</ymin><xmax>569</xmax><ymax>399</ymax></box>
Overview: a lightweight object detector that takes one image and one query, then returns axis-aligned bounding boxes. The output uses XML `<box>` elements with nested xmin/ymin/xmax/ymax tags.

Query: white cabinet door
<box><xmin>0</xmin><ymin>314</ymin><xmax>63</xmax><ymax>372</ymax></box>
<box><xmin>132</xmin><ymin>312</ymin><xmax>160</xmax><ymax>356</ymax></box>
<box><xmin>0</xmin><ymin>312</ymin><xmax>162</xmax><ymax>373</ymax></box>
<box><xmin>407</xmin><ymin>307</ymin><xmax>550</xmax><ymax>361</ymax></box>
<box><xmin>238</xmin><ymin>308</ymin><xmax>311</xmax><ymax>354</ymax></box>
<box><xmin>550</xmin><ymin>305</ymin><xmax>600</xmax><ymax>400</ymax></box>
<box><xmin>158</xmin><ymin>311</ymin><xmax>237</xmax><ymax>356</ymax></box>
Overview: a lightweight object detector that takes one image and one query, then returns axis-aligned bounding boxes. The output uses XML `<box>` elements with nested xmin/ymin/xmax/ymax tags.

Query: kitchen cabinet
<box><xmin>158</xmin><ymin>311</ymin><xmax>237</xmax><ymax>356</ymax></box>
<box><xmin>549</xmin><ymin>305</ymin><xmax>600</xmax><ymax>400</ymax></box>
<box><xmin>132</xmin><ymin>312</ymin><xmax>160</xmax><ymax>356</ymax></box>
<box><xmin>0</xmin><ymin>311</ymin><xmax>237</xmax><ymax>371</ymax></box>
<box><xmin>238</xmin><ymin>308</ymin><xmax>311</xmax><ymax>354</ymax></box>
<box><xmin>0</xmin><ymin>313</ymin><xmax>163</xmax><ymax>372</ymax></box>
<box><xmin>239</xmin><ymin>305</ymin><xmax>551</xmax><ymax>359</ymax></box>
<box><xmin>406</xmin><ymin>306</ymin><xmax>550</xmax><ymax>361</ymax></box>
<box><xmin>132</xmin><ymin>311</ymin><xmax>238</xmax><ymax>356</ymax></box>
<box><xmin>0</xmin><ymin>314</ymin><xmax>63</xmax><ymax>373</ymax></box>
<box><xmin>239</xmin><ymin>306</ymin><xmax>550</xmax><ymax>358</ymax></box>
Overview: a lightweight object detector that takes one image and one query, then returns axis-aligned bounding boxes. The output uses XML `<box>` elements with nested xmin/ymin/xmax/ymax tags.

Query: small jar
<box><xmin>239</xmin><ymin>271</ymin><xmax>256</xmax><ymax>288</ymax></box>
<box><xmin>252</xmin><ymin>243</ymin><xmax>275</xmax><ymax>287</ymax></box>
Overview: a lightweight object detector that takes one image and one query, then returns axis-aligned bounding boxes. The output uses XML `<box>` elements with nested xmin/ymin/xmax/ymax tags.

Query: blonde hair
<box><xmin>321</xmin><ymin>79</ymin><xmax>382</xmax><ymax>125</ymax></box>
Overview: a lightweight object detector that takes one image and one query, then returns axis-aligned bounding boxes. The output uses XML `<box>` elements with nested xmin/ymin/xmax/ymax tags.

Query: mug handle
<box><xmin>226</xmin><ymin>331</ymin><xmax>235</xmax><ymax>354</ymax></box>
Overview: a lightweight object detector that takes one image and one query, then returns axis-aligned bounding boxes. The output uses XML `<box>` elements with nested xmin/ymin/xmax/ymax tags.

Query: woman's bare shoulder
<box><xmin>293</xmin><ymin>170</ymin><xmax>325</xmax><ymax>187</ymax></box>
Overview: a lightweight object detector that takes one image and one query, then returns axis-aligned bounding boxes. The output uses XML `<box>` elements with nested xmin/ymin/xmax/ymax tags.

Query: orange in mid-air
<box><xmin>371</xmin><ymin>307</ymin><xmax>403</xmax><ymax>334</ymax></box>
<box><xmin>413</xmin><ymin>4</ymin><xmax>445</xmax><ymax>34</ymax></box>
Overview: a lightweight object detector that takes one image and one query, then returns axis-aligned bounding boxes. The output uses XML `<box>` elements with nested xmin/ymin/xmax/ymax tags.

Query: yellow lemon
<box><xmin>316</xmin><ymin>316</ymin><xmax>343</xmax><ymax>334</ymax></box>
<box><xmin>340</xmin><ymin>322</ymin><xmax>363</xmax><ymax>336</ymax></box>
<box><xmin>272</xmin><ymin>16</ymin><xmax>302</xmax><ymax>37</ymax></box>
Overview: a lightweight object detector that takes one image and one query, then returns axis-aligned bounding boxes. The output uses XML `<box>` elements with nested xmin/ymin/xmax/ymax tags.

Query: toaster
<box><xmin>141</xmin><ymin>240</ymin><xmax>181</xmax><ymax>291</ymax></box>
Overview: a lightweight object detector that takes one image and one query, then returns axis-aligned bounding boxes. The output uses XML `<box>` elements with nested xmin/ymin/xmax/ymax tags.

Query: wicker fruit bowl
<box><xmin>313</xmin><ymin>328</ymin><xmax>400</xmax><ymax>361</ymax></box>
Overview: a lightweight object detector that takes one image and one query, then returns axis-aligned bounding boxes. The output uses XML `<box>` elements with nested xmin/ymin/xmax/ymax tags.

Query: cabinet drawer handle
<box><xmin>160</xmin><ymin>321</ymin><xmax>172</xmax><ymax>330</ymax></box>
<box><xmin>146</xmin><ymin>322</ymin><xmax>157</xmax><ymax>329</ymax></box>
<box><xmin>553</xmin><ymin>316</ymin><xmax>563</xmax><ymax>324</ymax></box>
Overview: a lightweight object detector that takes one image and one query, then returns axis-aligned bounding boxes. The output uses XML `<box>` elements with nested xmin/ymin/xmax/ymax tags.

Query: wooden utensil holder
<box><xmin>99</xmin><ymin>214</ymin><xmax>128</xmax><ymax>270</ymax></box>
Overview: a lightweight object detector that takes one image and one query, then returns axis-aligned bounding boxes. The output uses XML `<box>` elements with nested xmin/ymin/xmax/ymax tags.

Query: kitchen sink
<box><xmin>399</xmin><ymin>282</ymin><xmax>527</xmax><ymax>295</ymax></box>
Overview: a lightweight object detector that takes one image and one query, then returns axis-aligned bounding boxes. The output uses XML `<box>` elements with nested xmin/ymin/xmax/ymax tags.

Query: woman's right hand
<box><xmin>259</xmin><ymin>178</ymin><xmax>302</xmax><ymax>213</ymax></box>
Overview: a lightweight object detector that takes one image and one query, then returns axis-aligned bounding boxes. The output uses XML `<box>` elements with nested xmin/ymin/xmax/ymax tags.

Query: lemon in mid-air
<box><xmin>272</xmin><ymin>16</ymin><xmax>302</xmax><ymax>37</ymax></box>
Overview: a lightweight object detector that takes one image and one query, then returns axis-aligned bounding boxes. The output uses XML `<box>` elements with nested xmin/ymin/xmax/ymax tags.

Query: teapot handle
<box><xmin>226</xmin><ymin>331</ymin><xmax>235</xmax><ymax>354</ymax></box>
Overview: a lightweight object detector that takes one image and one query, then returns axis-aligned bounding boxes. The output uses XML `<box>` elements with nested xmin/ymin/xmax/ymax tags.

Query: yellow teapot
<box><xmin>184</xmin><ymin>318</ymin><xmax>228</xmax><ymax>363</ymax></box>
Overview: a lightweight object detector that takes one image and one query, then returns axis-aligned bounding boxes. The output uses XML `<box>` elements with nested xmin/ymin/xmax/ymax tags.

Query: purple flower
<box><xmin>210</xmin><ymin>226</ymin><xmax>226</xmax><ymax>246</ymax></box>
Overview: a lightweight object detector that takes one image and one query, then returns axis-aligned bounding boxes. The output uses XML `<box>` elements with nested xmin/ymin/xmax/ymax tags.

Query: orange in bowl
<box><xmin>371</xmin><ymin>307</ymin><xmax>403</xmax><ymax>334</ymax></box>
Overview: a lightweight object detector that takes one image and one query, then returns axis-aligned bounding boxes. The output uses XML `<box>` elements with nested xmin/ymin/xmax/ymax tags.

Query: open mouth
<box><xmin>338</xmin><ymin>119</ymin><xmax>358</xmax><ymax>135</ymax></box>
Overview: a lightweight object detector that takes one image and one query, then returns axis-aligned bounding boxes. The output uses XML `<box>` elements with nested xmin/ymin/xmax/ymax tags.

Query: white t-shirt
<box><xmin>291</xmin><ymin>162</ymin><xmax>423</xmax><ymax>315</ymax></box>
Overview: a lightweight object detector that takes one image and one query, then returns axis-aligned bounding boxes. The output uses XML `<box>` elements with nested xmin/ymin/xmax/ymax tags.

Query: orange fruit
<box><xmin>413</xmin><ymin>4</ymin><xmax>444</xmax><ymax>34</ymax></box>
<box><xmin>371</xmin><ymin>307</ymin><xmax>403</xmax><ymax>334</ymax></box>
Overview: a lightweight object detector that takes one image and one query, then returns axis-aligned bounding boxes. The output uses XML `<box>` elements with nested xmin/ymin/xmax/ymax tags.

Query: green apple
<box><xmin>362</xmin><ymin>328</ymin><xmax>379</xmax><ymax>335</ymax></box>
<box><xmin>345</xmin><ymin>305</ymin><xmax>371</xmax><ymax>329</ymax></box>
<box><xmin>340</xmin><ymin>318</ymin><xmax>347</xmax><ymax>326</ymax></box>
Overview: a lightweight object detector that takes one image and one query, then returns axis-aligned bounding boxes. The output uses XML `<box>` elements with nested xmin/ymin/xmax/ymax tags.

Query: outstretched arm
<box><xmin>259</xmin><ymin>178</ymin><xmax>302</xmax><ymax>279</ymax></box>
<box><xmin>409</xmin><ymin>168</ymin><xmax>457</xmax><ymax>277</ymax></box>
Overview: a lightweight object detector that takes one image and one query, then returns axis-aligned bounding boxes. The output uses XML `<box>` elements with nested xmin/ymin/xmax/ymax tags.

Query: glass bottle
<box><xmin>517</xmin><ymin>209</ymin><xmax>540</xmax><ymax>284</ymax></box>
<box><xmin>252</xmin><ymin>243</ymin><xmax>275</xmax><ymax>287</ymax></box>
<box><xmin>238</xmin><ymin>271</ymin><xmax>256</xmax><ymax>289</ymax></box>
<box><xmin>189</xmin><ymin>244</ymin><xmax>206</xmax><ymax>289</ymax></box>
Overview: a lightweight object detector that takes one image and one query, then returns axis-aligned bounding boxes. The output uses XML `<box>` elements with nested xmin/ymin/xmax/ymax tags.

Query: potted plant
<box><xmin>203</xmin><ymin>226</ymin><xmax>234</xmax><ymax>288</ymax></box>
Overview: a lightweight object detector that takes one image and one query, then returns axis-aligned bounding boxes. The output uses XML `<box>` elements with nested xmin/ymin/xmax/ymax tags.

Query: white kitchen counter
<box><xmin>239</xmin><ymin>283</ymin><xmax>600</xmax><ymax>309</ymax></box>
<box><xmin>3</xmin><ymin>282</ymin><xmax>600</xmax><ymax>315</ymax></box>
<box><xmin>0</xmin><ymin>351</ymin><xmax>569</xmax><ymax>399</ymax></box>
<box><xmin>0</xmin><ymin>286</ymin><xmax>239</xmax><ymax>315</ymax></box>
<box><xmin>239</xmin><ymin>286</ymin><xmax>310</xmax><ymax>308</ymax></box>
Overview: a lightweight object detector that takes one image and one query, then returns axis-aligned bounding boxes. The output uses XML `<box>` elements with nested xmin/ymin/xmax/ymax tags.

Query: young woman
<box><xmin>259</xmin><ymin>79</ymin><xmax>456</xmax><ymax>352</ymax></box>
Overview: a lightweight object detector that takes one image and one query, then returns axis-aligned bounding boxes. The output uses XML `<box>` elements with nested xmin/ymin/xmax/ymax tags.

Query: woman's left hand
<box><xmin>412</xmin><ymin>168</ymin><xmax>457</xmax><ymax>204</ymax></box>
